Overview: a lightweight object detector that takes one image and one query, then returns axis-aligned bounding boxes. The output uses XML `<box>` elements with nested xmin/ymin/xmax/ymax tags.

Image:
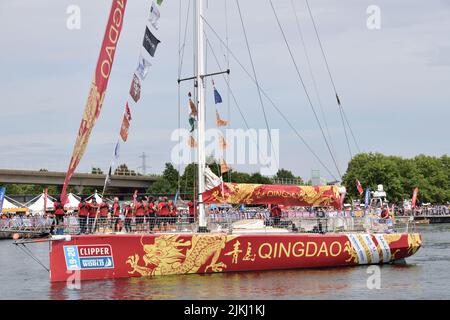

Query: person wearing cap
<box><xmin>77</xmin><ymin>197</ymin><xmax>90</xmax><ymax>234</ymax></box>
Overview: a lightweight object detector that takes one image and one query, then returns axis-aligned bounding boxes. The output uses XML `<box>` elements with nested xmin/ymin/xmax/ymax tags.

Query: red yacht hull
<box><xmin>49</xmin><ymin>232</ymin><xmax>422</xmax><ymax>282</ymax></box>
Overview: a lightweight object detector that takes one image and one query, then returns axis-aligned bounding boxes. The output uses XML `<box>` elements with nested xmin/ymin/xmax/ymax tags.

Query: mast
<box><xmin>196</xmin><ymin>0</ymin><xmax>208</xmax><ymax>232</ymax></box>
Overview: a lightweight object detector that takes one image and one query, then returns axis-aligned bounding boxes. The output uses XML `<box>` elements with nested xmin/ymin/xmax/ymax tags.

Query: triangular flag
<box><xmin>356</xmin><ymin>179</ymin><xmax>363</xmax><ymax>195</ymax></box>
<box><xmin>188</xmin><ymin>136</ymin><xmax>197</xmax><ymax>148</ymax></box>
<box><xmin>189</xmin><ymin>116</ymin><xmax>196</xmax><ymax>133</ymax></box>
<box><xmin>213</xmin><ymin>87</ymin><xmax>222</xmax><ymax>104</ymax></box>
<box><xmin>216</xmin><ymin>110</ymin><xmax>228</xmax><ymax>127</ymax></box>
<box><xmin>156</xmin><ymin>0</ymin><xmax>164</xmax><ymax>5</ymax></box>
<box><xmin>220</xmin><ymin>158</ymin><xmax>230</xmax><ymax>174</ymax></box>
<box><xmin>219</xmin><ymin>135</ymin><xmax>227</xmax><ymax>150</ymax></box>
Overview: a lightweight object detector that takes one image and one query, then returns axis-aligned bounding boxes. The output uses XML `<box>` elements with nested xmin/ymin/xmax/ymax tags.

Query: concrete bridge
<box><xmin>0</xmin><ymin>169</ymin><xmax>158</xmax><ymax>193</ymax></box>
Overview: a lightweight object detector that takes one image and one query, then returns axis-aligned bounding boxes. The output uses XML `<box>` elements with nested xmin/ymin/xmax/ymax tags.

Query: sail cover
<box><xmin>202</xmin><ymin>183</ymin><xmax>341</xmax><ymax>208</ymax></box>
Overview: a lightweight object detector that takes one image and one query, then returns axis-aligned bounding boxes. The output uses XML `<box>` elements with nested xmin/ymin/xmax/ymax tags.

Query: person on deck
<box><xmin>168</xmin><ymin>200</ymin><xmax>176</xmax><ymax>226</ymax></box>
<box><xmin>112</xmin><ymin>197</ymin><xmax>121</xmax><ymax>232</ymax></box>
<box><xmin>188</xmin><ymin>200</ymin><xmax>195</xmax><ymax>224</ymax></box>
<box><xmin>270</xmin><ymin>204</ymin><xmax>282</xmax><ymax>226</ymax></box>
<box><xmin>134</xmin><ymin>197</ymin><xmax>145</xmax><ymax>232</ymax></box>
<box><xmin>124</xmin><ymin>202</ymin><xmax>133</xmax><ymax>233</ymax></box>
<box><xmin>147</xmin><ymin>196</ymin><xmax>156</xmax><ymax>231</ymax></box>
<box><xmin>158</xmin><ymin>197</ymin><xmax>170</xmax><ymax>231</ymax></box>
<box><xmin>77</xmin><ymin>197</ymin><xmax>90</xmax><ymax>234</ymax></box>
<box><xmin>53</xmin><ymin>198</ymin><xmax>65</xmax><ymax>230</ymax></box>
<box><xmin>381</xmin><ymin>205</ymin><xmax>390</xmax><ymax>219</ymax></box>
<box><xmin>88</xmin><ymin>198</ymin><xmax>99</xmax><ymax>233</ymax></box>
<box><xmin>99</xmin><ymin>201</ymin><xmax>110</xmax><ymax>231</ymax></box>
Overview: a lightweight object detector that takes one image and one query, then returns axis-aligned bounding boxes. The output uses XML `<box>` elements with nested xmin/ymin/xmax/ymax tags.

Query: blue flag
<box><xmin>0</xmin><ymin>187</ymin><xmax>5</xmax><ymax>212</ymax></box>
<box><xmin>364</xmin><ymin>188</ymin><xmax>370</xmax><ymax>207</ymax></box>
<box><xmin>174</xmin><ymin>189</ymin><xmax>180</xmax><ymax>203</ymax></box>
<box><xmin>213</xmin><ymin>87</ymin><xmax>222</xmax><ymax>104</ymax></box>
<box><xmin>114</xmin><ymin>140</ymin><xmax>120</xmax><ymax>160</ymax></box>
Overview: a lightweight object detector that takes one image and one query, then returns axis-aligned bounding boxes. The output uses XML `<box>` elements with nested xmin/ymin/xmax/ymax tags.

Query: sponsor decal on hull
<box><xmin>63</xmin><ymin>244</ymin><xmax>114</xmax><ymax>270</ymax></box>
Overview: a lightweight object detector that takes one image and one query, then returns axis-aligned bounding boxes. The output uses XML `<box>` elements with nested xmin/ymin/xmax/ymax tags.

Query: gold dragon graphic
<box><xmin>126</xmin><ymin>234</ymin><xmax>237</xmax><ymax>276</ymax></box>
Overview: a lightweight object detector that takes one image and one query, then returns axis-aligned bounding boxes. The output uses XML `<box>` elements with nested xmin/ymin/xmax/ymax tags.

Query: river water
<box><xmin>0</xmin><ymin>224</ymin><xmax>449</xmax><ymax>300</ymax></box>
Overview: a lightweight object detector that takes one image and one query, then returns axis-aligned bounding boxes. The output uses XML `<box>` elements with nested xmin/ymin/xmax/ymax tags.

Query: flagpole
<box><xmin>196</xmin><ymin>0</ymin><xmax>208</xmax><ymax>232</ymax></box>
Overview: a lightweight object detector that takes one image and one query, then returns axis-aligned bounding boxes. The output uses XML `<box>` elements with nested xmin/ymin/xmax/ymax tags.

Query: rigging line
<box><xmin>202</xmin><ymin>16</ymin><xmax>339</xmax><ymax>181</ymax></box>
<box><xmin>268</xmin><ymin>0</ymin><xmax>342</xmax><ymax>180</ymax></box>
<box><xmin>178</xmin><ymin>0</ymin><xmax>192</xmax><ymax>79</ymax></box>
<box><xmin>291</xmin><ymin>0</ymin><xmax>337</xmax><ymax>160</ymax></box>
<box><xmin>304</xmin><ymin>0</ymin><xmax>360</xmax><ymax>154</ymax></box>
<box><xmin>177</xmin><ymin>0</ymin><xmax>183</xmax><ymax>192</ymax></box>
<box><xmin>205</xmin><ymin>37</ymin><xmax>272</xmax><ymax>168</ymax></box>
<box><xmin>234</xmin><ymin>0</ymin><xmax>279</xmax><ymax>171</ymax></box>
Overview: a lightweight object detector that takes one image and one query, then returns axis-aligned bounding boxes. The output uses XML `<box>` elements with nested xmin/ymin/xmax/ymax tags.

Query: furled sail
<box><xmin>202</xmin><ymin>183</ymin><xmax>341</xmax><ymax>208</ymax></box>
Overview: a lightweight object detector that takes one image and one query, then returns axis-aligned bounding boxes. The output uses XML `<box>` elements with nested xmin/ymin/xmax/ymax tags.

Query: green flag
<box><xmin>157</xmin><ymin>0</ymin><xmax>163</xmax><ymax>6</ymax></box>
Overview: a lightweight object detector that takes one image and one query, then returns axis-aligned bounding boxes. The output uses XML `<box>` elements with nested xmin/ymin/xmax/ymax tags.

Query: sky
<box><xmin>0</xmin><ymin>0</ymin><xmax>449</xmax><ymax>182</ymax></box>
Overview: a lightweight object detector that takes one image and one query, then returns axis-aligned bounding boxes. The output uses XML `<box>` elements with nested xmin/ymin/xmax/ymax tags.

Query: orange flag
<box><xmin>219</xmin><ymin>135</ymin><xmax>227</xmax><ymax>150</ymax></box>
<box><xmin>189</xmin><ymin>98</ymin><xmax>197</xmax><ymax>117</ymax></box>
<box><xmin>188</xmin><ymin>136</ymin><xmax>197</xmax><ymax>148</ymax></box>
<box><xmin>220</xmin><ymin>158</ymin><xmax>230</xmax><ymax>174</ymax></box>
<box><xmin>216</xmin><ymin>111</ymin><xmax>228</xmax><ymax>127</ymax></box>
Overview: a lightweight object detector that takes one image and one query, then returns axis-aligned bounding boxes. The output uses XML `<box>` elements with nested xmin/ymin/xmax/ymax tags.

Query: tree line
<box><xmin>2</xmin><ymin>153</ymin><xmax>448</xmax><ymax>204</ymax></box>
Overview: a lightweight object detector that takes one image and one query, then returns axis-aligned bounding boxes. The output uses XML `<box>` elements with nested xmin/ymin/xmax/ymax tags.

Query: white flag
<box><xmin>148</xmin><ymin>1</ymin><xmax>160</xmax><ymax>30</ymax></box>
<box><xmin>136</xmin><ymin>54</ymin><xmax>152</xmax><ymax>80</ymax></box>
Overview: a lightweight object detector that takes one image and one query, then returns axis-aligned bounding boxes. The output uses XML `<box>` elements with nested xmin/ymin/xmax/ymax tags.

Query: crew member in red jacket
<box><xmin>158</xmin><ymin>197</ymin><xmax>170</xmax><ymax>230</ymax></box>
<box><xmin>99</xmin><ymin>201</ymin><xmax>109</xmax><ymax>231</ymax></box>
<box><xmin>270</xmin><ymin>204</ymin><xmax>282</xmax><ymax>226</ymax></box>
<box><xmin>53</xmin><ymin>198</ymin><xmax>65</xmax><ymax>228</ymax></box>
<box><xmin>88</xmin><ymin>198</ymin><xmax>99</xmax><ymax>233</ymax></box>
<box><xmin>168</xmin><ymin>200</ymin><xmax>177</xmax><ymax>225</ymax></box>
<box><xmin>124</xmin><ymin>202</ymin><xmax>133</xmax><ymax>233</ymax></box>
<box><xmin>134</xmin><ymin>197</ymin><xmax>146</xmax><ymax>232</ymax></box>
<box><xmin>77</xmin><ymin>198</ymin><xmax>90</xmax><ymax>234</ymax></box>
<box><xmin>147</xmin><ymin>196</ymin><xmax>156</xmax><ymax>231</ymax></box>
<box><xmin>187</xmin><ymin>200</ymin><xmax>196</xmax><ymax>224</ymax></box>
<box><xmin>112</xmin><ymin>197</ymin><xmax>121</xmax><ymax>232</ymax></box>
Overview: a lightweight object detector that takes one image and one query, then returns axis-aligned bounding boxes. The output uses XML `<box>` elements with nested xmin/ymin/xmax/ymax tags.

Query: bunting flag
<box><xmin>120</xmin><ymin>102</ymin><xmax>132</xmax><ymax>142</ymax></box>
<box><xmin>188</xmin><ymin>136</ymin><xmax>198</xmax><ymax>148</ymax></box>
<box><xmin>61</xmin><ymin>0</ymin><xmax>128</xmax><ymax>203</ymax></box>
<box><xmin>219</xmin><ymin>135</ymin><xmax>227</xmax><ymax>150</ymax></box>
<box><xmin>136</xmin><ymin>54</ymin><xmax>152</xmax><ymax>80</ymax></box>
<box><xmin>412</xmin><ymin>187</ymin><xmax>419</xmax><ymax>209</ymax></box>
<box><xmin>214</xmin><ymin>87</ymin><xmax>223</xmax><ymax>104</ymax></box>
<box><xmin>212</xmin><ymin>79</ymin><xmax>223</xmax><ymax>104</ymax></box>
<box><xmin>142</xmin><ymin>26</ymin><xmax>160</xmax><ymax>57</ymax></box>
<box><xmin>189</xmin><ymin>116</ymin><xmax>196</xmax><ymax>133</ymax></box>
<box><xmin>156</xmin><ymin>0</ymin><xmax>163</xmax><ymax>5</ymax></box>
<box><xmin>43</xmin><ymin>188</ymin><xmax>48</xmax><ymax>212</ymax></box>
<box><xmin>364</xmin><ymin>188</ymin><xmax>370</xmax><ymax>207</ymax></box>
<box><xmin>129</xmin><ymin>74</ymin><xmax>141</xmax><ymax>102</ymax></box>
<box><xmin>189</xmin><ymin>96</ymin><xmax>198</xmax><ymax>117</ymax></box>
<box><xmin>220</xmin><ymin>158</ymin><xmax>230</xmax><ymax>174</ymax></box>
<box><xmin>356</xmin><ymin>179</ymin><xmax>363</xmax><ymax>195</ymax></box>
<box><xmin>114</xmin><ymin>140</ymin><xmax>120</xmax><ymax>160</ymax></box>
<box><xmin>148</xmin><ymin>1</ymin><xmax>161</xmax><ymax>30</ymax></box>
<box><xmin>105</xmin><ymin>166</ymin><xmax>113</xmax><ymax>187</ymax></box>
<box><xmin>216</xmin><ymin>110</ymin><xmax>228</xmax><ymax>127</ymax></box>
<box><xmin>0</xmin><ymin>187</ymin><xmax>6</xmax><ymax>212</ymax></box>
